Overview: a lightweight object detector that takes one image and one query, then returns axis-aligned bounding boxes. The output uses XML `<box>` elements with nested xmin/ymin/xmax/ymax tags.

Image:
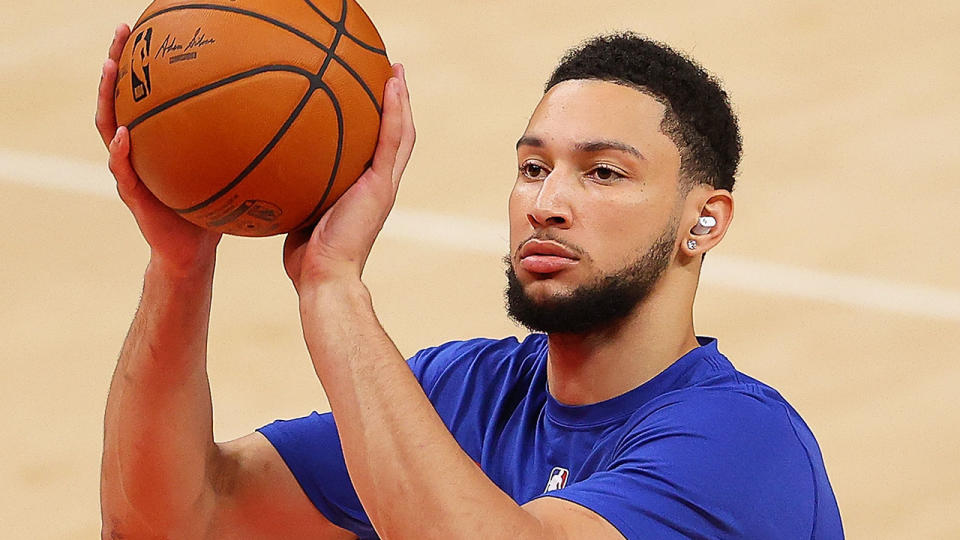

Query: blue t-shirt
<box><xmin>258</xmin><ymin>335</ymin><xmax>843</xmax><ymax>539</ymax></box>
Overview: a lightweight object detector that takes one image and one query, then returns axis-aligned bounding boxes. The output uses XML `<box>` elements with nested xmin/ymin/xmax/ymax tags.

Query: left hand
<box><xmin>284</xmin><ymin>63</ymin><xmax>415</xmax><ymax>293</ymax></box>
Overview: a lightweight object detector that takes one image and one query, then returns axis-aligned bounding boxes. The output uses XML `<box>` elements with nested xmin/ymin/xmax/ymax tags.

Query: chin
<box><xmin>520</xmin><ymin>275</ymin><xmax>575</xmax><ymax>300</ymax></box>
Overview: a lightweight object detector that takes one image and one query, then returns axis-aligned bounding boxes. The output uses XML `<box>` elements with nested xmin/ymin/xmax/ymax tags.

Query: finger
<box><xmin>392</xmin><ymin>64</ymin><xmax>416</xmax><ymax>188</ymax></box>
<box><xmin>108</xmin><ymin>24</ymin><xmax>131</xmax><ymax>62</ymax></box>
<box><xmin>96</xmin><ymin>59</ymin><xmax>119</xmax><ymax>147</ymax></box>
<box><xmin>369</xmin><ymin>77</ymin><xmax>403</xmax><ymax>185</ymax></box>
<box><xmin>108</xmin><ymin>127</ymin><xmax>141</xmax><ymax>205</ymax></box>
<box><xmin>98</xmin><ymin>25</ymin><xmax>130</xmax><ymax>147</ymax></box>
<box><xmin>397</xmin><ymin>63</ymin><xmax>411</xmax><ymax>102</ymax></box>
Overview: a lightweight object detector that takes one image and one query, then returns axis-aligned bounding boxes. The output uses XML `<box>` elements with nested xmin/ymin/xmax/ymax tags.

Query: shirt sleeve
<box><xmin>533</xmin><ymin>389</ymin><xmax>826</xmax><ymax>540</ymax></box>
<box><xmin>256</xmin><ymin>338</ymin><xmax>519</xmax><ymax>539</ymax></box>
<box><xmin>257</xmin><ymin>412</ymin><xmax>375</xmax><ymax>538</ymax></box>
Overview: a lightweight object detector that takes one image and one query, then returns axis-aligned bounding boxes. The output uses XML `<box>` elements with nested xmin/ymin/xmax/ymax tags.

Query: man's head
<box><xmin>506</xmin><ymin>33</ymin><xmax>740</xmax><ymax>334</ymax></box>
<box><xmin>547</xmin><ymin>32</ymin><xmax>742</xmax><ymax>192</ymax></box>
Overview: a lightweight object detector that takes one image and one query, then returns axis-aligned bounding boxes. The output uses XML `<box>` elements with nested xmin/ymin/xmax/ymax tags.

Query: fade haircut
<box><xmin>546</xmin><ymin>32</ymin><xmax>742</xmax><ymax>192</ymax></box>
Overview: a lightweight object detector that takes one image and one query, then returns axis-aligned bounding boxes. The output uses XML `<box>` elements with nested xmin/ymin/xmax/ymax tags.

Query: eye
<box><xmin>588</xmin><ymin>165</ymin><xmax>626</xmax><ymax>183</ymax></box>
<box><xmin>520</xmin><ymin>161</ymin><xmax>549</xmax><ymax>180</ymax></box>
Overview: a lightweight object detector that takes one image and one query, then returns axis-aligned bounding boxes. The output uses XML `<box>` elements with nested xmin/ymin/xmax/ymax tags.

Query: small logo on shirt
<box><xmin>543</xmin><ymin>467</ymin><xmax>569</xmax><ymax>493</ymax></box>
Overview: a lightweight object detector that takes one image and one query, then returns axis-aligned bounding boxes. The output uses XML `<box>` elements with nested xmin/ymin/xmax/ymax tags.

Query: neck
<box><xmin>545</xmin><ymin>263</ymin><xmax>701</xmax><ymax>406</ymax></box>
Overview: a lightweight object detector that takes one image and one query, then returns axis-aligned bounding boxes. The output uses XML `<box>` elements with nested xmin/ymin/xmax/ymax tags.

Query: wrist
<box><xmin>145</xmin><ymin>254</ymin><xmax>216</xmax><ymax>284</ymax></box>
<box><xmin>299</xmin><ymin>277</ymin><xmax>372</xmax><ymax>314</ymax></box>
<box><xmin>298</xmin><ymin>278</ymin><xmax>381</xmax><ymax>379</ymax></box>
<box><xmin>146</xmin><ymin>233</ymin><xmax>220</xmax><ymax>278</ymax></box>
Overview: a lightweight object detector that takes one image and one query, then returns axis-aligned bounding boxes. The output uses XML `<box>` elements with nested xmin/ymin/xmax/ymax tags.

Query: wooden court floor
<box><xmin>1</xmin><ymin>1</ymin><xmax>958</xmax><ymax>538</ymax></box>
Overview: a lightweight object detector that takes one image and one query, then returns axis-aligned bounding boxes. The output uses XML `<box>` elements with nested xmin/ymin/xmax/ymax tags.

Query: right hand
<box><xmin>96</xmin><ymin>24</ymin><xmax>221</xmax><ymax>273</ymax></box>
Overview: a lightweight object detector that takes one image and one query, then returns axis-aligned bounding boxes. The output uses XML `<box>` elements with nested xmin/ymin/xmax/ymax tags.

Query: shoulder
<box><xmin>407</xmin><ymin>334</ymin><xmax>547</xmax><ymax>393</ymax></box>
<box><xmin>549</xmin><ymin>383</ymin><xmax>840</xmax><ymax>538</ymax></box>
<box><xmin>618</xmin><ymin>344</ymin><xmax>819</xmax><ymax>457</ymax></box>
<box><xmin>613</xmin><ymin>385</ymin><xmax>833</xmax><ymax>534</ymax></box>
<box><xmin>646</xmin><ymin>380</ymin><xmax>791</xmax><ymax>422</ymax></box>
<box><xmin>629</xmin><ymin>381</ymin><xmax>817</xmax><ymax>462</ymax></box>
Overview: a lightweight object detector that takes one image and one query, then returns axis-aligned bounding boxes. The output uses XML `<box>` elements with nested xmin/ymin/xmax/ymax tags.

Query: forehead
<box><xmin>524</xmin><ymin>79</ymin><xmax>676</xmax><ymax>157</ymax></box>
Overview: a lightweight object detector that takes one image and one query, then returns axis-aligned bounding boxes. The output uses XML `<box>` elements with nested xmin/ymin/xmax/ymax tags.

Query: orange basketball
<box><xmin>114</xmin><ymin>0</ymin><xmax>391</xmax><ymax>236</ymax></box>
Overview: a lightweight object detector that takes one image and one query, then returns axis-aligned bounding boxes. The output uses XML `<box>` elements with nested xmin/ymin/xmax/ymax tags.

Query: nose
<box><xmin>527</xmin><ymin>173</ymin><xmax>573</xmax><ymax>229</ymax></box>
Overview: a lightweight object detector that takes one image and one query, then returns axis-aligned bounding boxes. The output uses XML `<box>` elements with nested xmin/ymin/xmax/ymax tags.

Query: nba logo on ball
<box><xmin>130</xmin><ymin>28</ymin><xmax>153</xmax><ymax>102</ymax></box>
<box><xmin>544</xmin><ymin>467</ymin><xmax>569</xmax><ymax>493</ymax></box>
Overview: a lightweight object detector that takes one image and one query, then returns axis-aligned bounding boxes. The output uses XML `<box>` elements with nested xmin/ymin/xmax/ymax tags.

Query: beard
<box><xmin>504</xmin><ymin>225</ymin><xmax>677</xmax><ymax>335</ymax></box>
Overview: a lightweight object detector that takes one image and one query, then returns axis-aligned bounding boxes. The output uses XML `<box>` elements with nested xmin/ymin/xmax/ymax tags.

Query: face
<box><xmin>506</xmin><ymin>79</ymin><xmax>685</xmax><ymax>333</ymax></box>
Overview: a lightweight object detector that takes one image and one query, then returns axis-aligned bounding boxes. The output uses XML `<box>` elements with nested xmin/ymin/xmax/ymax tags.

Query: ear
<box><xmin>680</xmin><ymin>186</ymin><xmax>734</xmax><ymax>258</ymax></box>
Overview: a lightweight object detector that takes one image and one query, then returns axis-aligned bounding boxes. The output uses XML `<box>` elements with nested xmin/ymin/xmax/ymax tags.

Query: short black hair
<box><xmin>546</xmin><ymin>32</ymin><xmax>742</xmax><ymax>192</ymax></box>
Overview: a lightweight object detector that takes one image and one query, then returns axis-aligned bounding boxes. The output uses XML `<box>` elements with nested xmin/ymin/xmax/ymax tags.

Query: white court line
<box><xmin>2</xmin><ymin>147</ymin><xmax>959</xmax><ymax>322</ymax></box>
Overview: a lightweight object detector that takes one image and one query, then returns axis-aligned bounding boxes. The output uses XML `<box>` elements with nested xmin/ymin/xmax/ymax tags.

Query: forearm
<box><xmin>101</xmin><ymin>258</ymin><xmax>218</xmax><ymax>534</ymax></box>
<box><xmin>301</xmin><ymin>280</ymin><xmax>546</xmax><ymax>540</ymax></box>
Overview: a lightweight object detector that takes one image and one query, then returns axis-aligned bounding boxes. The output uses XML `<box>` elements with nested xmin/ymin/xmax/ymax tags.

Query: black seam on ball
<box><xmin>303</xmin><ymin>0</ymin><xmax>388</xmax><ymax>56</ymax></box>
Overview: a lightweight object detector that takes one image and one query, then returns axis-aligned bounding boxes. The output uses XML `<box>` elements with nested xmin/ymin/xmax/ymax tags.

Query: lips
<box><xmin>518</xmin><ymin>239</ymin><xmax>580</xmax><ymax>275</ymax></box>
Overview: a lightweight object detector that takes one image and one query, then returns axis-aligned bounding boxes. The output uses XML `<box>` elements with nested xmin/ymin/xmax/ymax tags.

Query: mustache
<box><xmin>514</xmin><ymin>232</ymin><xmax>587</xmax><ymax>259</ymax></box>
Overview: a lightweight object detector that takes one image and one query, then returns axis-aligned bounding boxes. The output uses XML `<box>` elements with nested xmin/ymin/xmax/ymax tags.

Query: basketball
<box><xmin>114</xmin><ymin>0</ymin><xmax>391</xmax><ymax>236</ymax></box>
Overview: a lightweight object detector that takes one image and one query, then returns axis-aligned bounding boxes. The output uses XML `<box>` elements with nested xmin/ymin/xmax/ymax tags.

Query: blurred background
<box><xmin>1</xmin><ymin>0</ymin><xmax>958</xmax><ymax>537</ymax></box>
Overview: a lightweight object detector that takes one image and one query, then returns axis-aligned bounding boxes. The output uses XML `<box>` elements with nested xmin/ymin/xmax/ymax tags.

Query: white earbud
<box><xmin>691</xmin><ymin>216</ymin><xmax>717</xmax><ymax>235</ymax></box>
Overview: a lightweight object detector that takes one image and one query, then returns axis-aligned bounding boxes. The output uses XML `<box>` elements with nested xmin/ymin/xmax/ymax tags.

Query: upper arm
<box><xmin>207</xmin><ymin>432</ymin><xmax>356</xmax><ymax>540</ymax></box>
<box><xmin>522</xmin><ymin>497</ymin><xmax>626</xmax><ymax>540</ymax></box>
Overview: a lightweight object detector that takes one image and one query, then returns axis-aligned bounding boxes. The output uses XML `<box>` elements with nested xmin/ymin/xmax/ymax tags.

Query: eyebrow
<box><xmin>515</xmin><ymin>136</ymin><xmax>644</xmax><ymax>160</ymax></box>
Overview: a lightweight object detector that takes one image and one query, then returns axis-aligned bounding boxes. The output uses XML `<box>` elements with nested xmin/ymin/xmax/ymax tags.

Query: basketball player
<box><xmin>96</xmin><ymin>23</ymin><xmax>843</xmax><ymax>539</ymax></box>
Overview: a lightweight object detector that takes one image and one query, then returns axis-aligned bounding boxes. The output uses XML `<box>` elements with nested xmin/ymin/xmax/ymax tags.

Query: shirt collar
<box><xmin>544</xmin><ymin>336</ymin><xmax>726</xmax><ymax>428</ymax></box>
